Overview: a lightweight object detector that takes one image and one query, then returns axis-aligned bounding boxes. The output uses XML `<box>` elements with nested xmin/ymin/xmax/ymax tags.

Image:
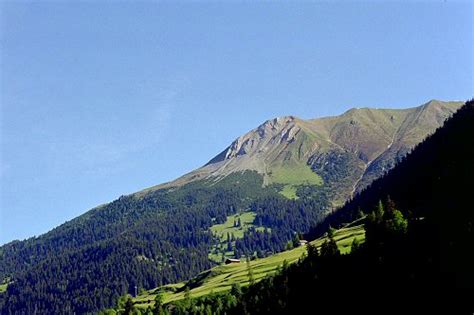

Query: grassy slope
<box><xmin>210</xmin><ymin>212</ymin><xmax>263</xmax><ymax>241</ymax></box>
<box><xmin>270</xmin><ymin>164</ymin><xmax>323</xmax><ymax>186</ymax></box>
<box><xmin>270</xmin><ymin>164</ymin><xmax>323</xmax><ymax>199</ymax></box>
<box><xmin>279</xmin><ymin>185</ymin><xmax>299</xmax><ymax>199</ymax></box>
<box><xmin>208</xmin><ymin>211</ymin><xmax>268</xmax><ymax>263</ymax></box>
<box><xmin>133</xmin><ymin>223</ymin><xmax>365</xmax><ymax>308</ymax></box>
<box><xmin>0</xmin><ymin>277</ymin><xmax>10</xmax><ymax>294</ymax></box>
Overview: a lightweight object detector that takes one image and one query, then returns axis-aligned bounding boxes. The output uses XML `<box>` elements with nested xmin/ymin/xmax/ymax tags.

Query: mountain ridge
<box><xmin>0</xmin><ymin>99</ymin><xmax>464</xmax><ymax>314</ymax></box>
<box><xmin>139</xmin><ymin>99</ymin><xmax>463</xmax><ymax>203</ymax></box>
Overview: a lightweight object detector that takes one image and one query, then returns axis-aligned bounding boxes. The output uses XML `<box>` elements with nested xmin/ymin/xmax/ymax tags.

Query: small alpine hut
<box><xmin>225</xmin><ymin>258</ymin><xmax>241</xmax><ymax>264</ymax></box>
<box><xmin>299</xmin><ymin>240</ymin><xmax>308</xmax><ymax>247</ymax></box>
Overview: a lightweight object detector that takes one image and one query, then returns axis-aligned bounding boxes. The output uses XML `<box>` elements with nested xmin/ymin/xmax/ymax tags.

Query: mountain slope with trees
<box><xmin>148</xmin><ymin>99</ymin><xmax>473</xmax><ymax>315</ymax></box>
<box><xmin>0</xmin><ymin>100</ymin><xmax>464</xmax><ymax>314</ymax></box>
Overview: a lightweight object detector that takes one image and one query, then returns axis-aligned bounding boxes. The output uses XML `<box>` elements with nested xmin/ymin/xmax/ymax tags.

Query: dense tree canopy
<box><xmin>0</xmin><ymin>171</ymin><xmax>330</xmax><ymax>314</ymax></box>
<box><xmin>109</xmin><ymin>100</ymin><xmax>473</xmax><ymax>315</ymax></box>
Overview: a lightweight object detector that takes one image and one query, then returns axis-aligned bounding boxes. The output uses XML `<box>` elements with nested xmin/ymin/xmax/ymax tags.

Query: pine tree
<box><xmin>327</xmin><ymin>226</ymin><xmax>336</xmax><ymax>238</ymax></box>
<box><xmin>246</xmin><ymin>256</ymin><xmax>255</xmax><ymax>285</ymax></box>
<box><xmin>184</xmin><ymin>287</ymin><xmax>191</xmax><ymax>307</ymax></box>
<box><xmin>230</xmin><ymin>283</ymin><xmax>242</xmax><ymax>297</ymax></box>
<box><xmin>123</xmin><ymin>297</ymin><xmax>135</xmax><ymax>315</ymax></box>
<box><xmin>306</xmin><ymin>242</ymin><xmax>319</xmax><ymax>259</ymax></box>
<box><xmin>375</xmin><ymin>200</ymin><xmax>385</xmax><ymax>222</ymax></box>
<box><xmin>292</xmin><ymin>234</ymin><xmax>300</xmax><ymax>248</ymax></box>
<box><xmin>320</xmin><ymin>229</ymin><xmax>340</xmax><ymax>257</ymax></box>
<box><xmin>356</xmin><ymin>207</ymin><xmax>364</xmax><ymax>219</ymax></box>
<box><xmin>384</xmin><ymin>199</ymin><xmax>408</xmax><ymax>236</ymax></box>
<box><xmin>351</xmin><ymin>237</ymin><xmax>361</xmax><ymax>253</ymax></box>
<box><xmin>152</xmin><ymin>293</ymin><xmax>163</xmax><ymax>315</ymax></box>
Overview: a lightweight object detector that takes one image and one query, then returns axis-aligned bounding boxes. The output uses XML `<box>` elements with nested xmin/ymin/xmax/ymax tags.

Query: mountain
<box><xmin>149</xmin><ymin>99</ymin><xmax>462</xmax><ymax>204</ymax></box>
<box><xmin>129</xmin><ymin>99</ymin><xmax>474</xmax><ymax>315</ymax></box>
<box><xmin>0</xmin><ymin>100</ymin><xmax>463</xmax><ymax>314</ymax></box>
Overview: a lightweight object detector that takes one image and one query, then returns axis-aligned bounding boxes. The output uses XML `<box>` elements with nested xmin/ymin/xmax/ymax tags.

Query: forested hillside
<box><xmin>0</xmin><ymin>173</ymin><xmax>331</xmax><ymax>314</ymax></box>
<box><xmin>143</xmin><ymin>99</ymin><xmax>473</xmax><ymax>315</ymax></box>
<box><xmin>0</xmin><ymin>100</ymin><xmax>463</xmax><ymax>314</ymax></box>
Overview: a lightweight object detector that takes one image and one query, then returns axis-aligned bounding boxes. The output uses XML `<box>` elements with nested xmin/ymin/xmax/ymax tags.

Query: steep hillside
<box><xmin>141</xmin><ymin>100</ymin><xmax>474</xmax><ymax>315</ymax></box>
<box><xmin>147</xmin><ymin>99</ymin><xmax>462</xmax><ymax>204</ymax></box>
<box><xmin>131</xmin><ymin>223</ymin><xmax>365</xmax><ymax>310</ymax></box>
<box><xmin>0</xmin><ymin>100</ymin><xmax>462</xmax><ymax>314</ymax></box>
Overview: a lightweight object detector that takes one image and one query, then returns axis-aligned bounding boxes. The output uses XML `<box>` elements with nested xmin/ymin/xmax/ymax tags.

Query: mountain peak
<box><xmin>150</xmin><ymin>100</ymin><xmax>464</xmax><ymax>194</ymax></box>
<box><xmin>223</xmin><ymin>116</ymin><xmax>302</xmax><ymax>160</ymax></box>
<box><xmin>261</xmin><ymin>115</ymin><xmax>297</xmax><ymax>126</ymax></box>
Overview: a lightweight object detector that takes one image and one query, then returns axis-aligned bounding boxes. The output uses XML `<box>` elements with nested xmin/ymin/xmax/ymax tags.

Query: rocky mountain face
<box><xmin>148</xmin><ymin>99</ymin><xmax>463</xmax><ymax>205</ymax></box>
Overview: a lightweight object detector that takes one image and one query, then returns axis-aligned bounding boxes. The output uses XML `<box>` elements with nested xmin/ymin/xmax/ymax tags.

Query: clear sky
<box><xmin>0</xmin><ymin>1</ymin><xmax>472</xmax><ymax>244</ymax></box>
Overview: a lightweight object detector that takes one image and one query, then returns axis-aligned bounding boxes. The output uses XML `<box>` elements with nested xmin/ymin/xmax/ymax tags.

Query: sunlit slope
<box><xmin>0</xmin><ymin>100</ymin><xmax>462</xmax><ymax>314</ymax></box>
<box><xmin>145</xmin><ymin>100</ymin><xmax>463</xmax><ymax>203</ymax></box>
<box><xmin>133</xmin><ymin>223</ymin><xmax>365</xmax><ymax>308</ymax></box>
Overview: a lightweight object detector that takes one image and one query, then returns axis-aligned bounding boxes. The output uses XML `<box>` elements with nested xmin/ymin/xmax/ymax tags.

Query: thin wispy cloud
<box><xmin>33</xmin><ymin>78</ymin><xmax>189</xmax><ymax>178</ymax></box>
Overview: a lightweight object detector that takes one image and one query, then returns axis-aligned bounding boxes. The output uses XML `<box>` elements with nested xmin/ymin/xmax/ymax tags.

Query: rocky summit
<box><xmin>147</xmin><ymin>99</ymin><xmax>463</xmax><ymax>206</ymax></box>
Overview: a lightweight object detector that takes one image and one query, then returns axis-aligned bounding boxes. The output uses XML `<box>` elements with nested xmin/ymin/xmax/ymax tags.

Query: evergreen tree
<box><xmin>351</xmin><ymin>237</ymin><xmax>361</xmax><ymax>253</ymax></box>
<box><xmin>246</xmin><ymin>257</ymin><xmax>255</xmax><ymax>285</ymax></box>
<box><xmin>292</xmin><ymin>234</ymin><xmax>300</xmax><ymax>248</ymax></box>
<box><xmin>320</xmin><ymin>231</ymin><xmax>339</xmax><ymax>257</ymax></box>
<box><xmin>356</xmin><ymin>207</ymin><xmax>364</xmax><ymax>219</ymax></box>
<box><xmin>383</xmin><ymin>198</ymin><xmax>408</xmax><ymax>235</ymax></box>
<box><xmin>123</xmin><ymin>297</ymin><xmax>135</xmax><ymax>315</ymax></box>
<box><xmin>306</xmin><ymin>242</ymin><xmax>319</xmax><ymax>259</ymax></box>
<box><xmin>327</xmin><ymin>226</ymin><xmax>336</xmax><ymax>238</ymax></box>
<box><xmin>183</xmin><ymin>287</ymin><xmax>191</xmax><ymax>308</ymax></box>
<box><xmin>152</xmin><ymin>293</ymin><xmax>163</xmax><ymax>315</ymax></box>
<box><xmin>230</xmin><ymin>283</ymin><xmax>242</xmax><ymax>297</ymax></box>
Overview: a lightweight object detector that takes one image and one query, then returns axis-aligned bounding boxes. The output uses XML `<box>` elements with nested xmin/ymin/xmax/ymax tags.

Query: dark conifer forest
<box><xmin>0</xmin><ymin>172</ymin><xmax>329</xmax><ymax>314</ymax></box>
<box><xmin>2</xmin><ymin>100</ymin><xmax>472</xmax><ymax>314</ymax></box>
<box><xmin>118</xmin><ymin>100</ymin><xmax>473</xmax><ymax>315</ymax></box>
<box><xmin>241</xmin><ymin>99</ymin><xmax>474</xmax><ymax>314</ymax></box>
<box><xmin>2</xmin><ymin>100</ymin><xmax>473</xmax><ymax>314</ymax></box>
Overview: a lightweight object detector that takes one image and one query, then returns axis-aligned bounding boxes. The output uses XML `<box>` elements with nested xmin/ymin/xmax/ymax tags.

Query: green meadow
<box><xmin>269</xmin><ymin>164</ymin><xmax>323</xmax><ymax>199</ymax></box>
<box><xmin>210</xmin><ymin>212</ymin><xmax>265</xmax><ymax>241</ymax></box>
<box><xmin>133</xmin><ymin>223</ymin><xmax>365</xmax><ymax>308</ymax></box>
<box><xmin>208</xmin><ymin>211</ymin><xmax>268</xmax><ymax>263</ymax></box>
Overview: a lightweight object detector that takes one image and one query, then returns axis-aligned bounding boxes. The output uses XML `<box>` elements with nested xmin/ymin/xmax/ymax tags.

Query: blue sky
<box><xmin>0</xmin><ymin>1</ymin><xmax>472</xmax><ymax>244</ymax></box>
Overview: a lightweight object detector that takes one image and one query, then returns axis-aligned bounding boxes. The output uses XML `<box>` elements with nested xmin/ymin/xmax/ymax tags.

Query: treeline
<box><xmin>241</xmin><ymin>99</ymin><xmax>474</xmax><ymax>313</ymax></box>
<box><xmin>0</xmin><ymin>170</ymin><xmax>332</xmax><ymax>314</ymax></box>
<box><xmin>105</xmin><ymin>197</ymin><xmax>429</xmax><ymax>315</ymax></box>
<box><xmin>110</xmin><ymin>99</ymin><xmax>473</xmax><ymax>314</ymax></box>
<box><xmin>229</xmin><ymin>187</ymin><xmax>473</xmax><ymax>314</ymax></box>
<box><xmin>0</xmin><ymin>172</ymin><xmax>267</xmax><ymax>314</ymax></box>
<box><xmin>233</xmin><ymin>195</ymin><xmax>328</xmax><ymax>257</ymax></box>
<box><xmin>135</xmin><ymin>194</ymin><xmax>470</xmax><ymax>314</ymax></box>
<box><xmin>305</xmin><ymin>99</ymin><xmax>474</xmax><ymax>290</ymax></box>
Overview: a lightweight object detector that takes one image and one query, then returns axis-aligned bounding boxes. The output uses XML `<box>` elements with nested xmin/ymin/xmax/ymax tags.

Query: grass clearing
<box><xmin>210</xmin><ymin>212</ymin><xmax>258</xmax><ymax>241</ymax></box>
<box><xmin>279</xmin><ymin>185</ymin><xmax>299</xmax><ymax>199</ymax></box>
<box><xmin>0</xmin><ymin>278</ymin><xmax>10</xmax><ymax>294</ymax></box>
<box><xmin>268</xmin><ymin>164</ymin><xmax>323</xmax><ymax>199</ymax></box>
<box><xmin>134</xmin><ymin>224</ymin><xmax>365</xmax><ymax>308</ymax></box>
<box><xmin>270</xmin><ymin>165</ymin><xmax>323</xmax><ymax>186</ymax></box>
<box><xmin>208</xmin><ymin>211</ymin><xmax>268</xmax><ymax>263</ymax></box>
